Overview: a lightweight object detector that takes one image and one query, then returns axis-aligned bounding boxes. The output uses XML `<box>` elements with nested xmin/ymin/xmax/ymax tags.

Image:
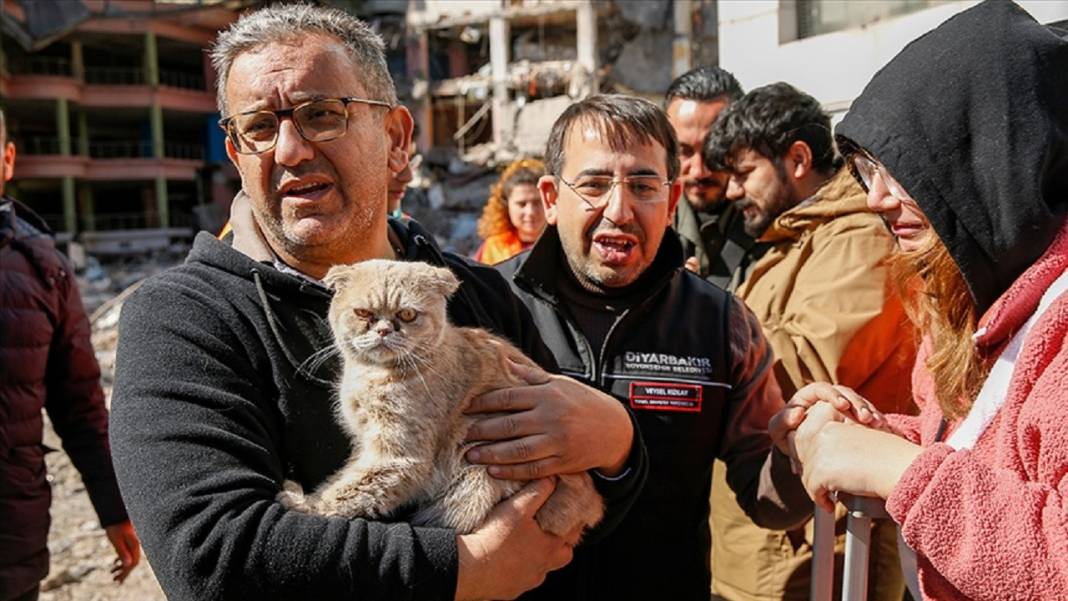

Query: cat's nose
<box><xmin>374</xmin><ymin>326</ymin><xmax>391</xmax><ymax>337</ymax></box>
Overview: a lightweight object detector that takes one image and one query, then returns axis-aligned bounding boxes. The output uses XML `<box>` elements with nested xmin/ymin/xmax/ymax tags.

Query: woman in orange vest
<box><xmin>472</xmin><ymin>158</ymin><xmax>546</xmax><ymax>265</ymax></box>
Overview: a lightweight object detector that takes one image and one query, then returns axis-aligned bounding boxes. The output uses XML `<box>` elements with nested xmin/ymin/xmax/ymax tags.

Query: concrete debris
<box><xmin>513</xmin><ymin>95</ymin><xmax>573</xmax><ymax>156</ymax></box>
<box><xmin>611</xmin><ymin>29</ymin><xmax>676</xmax><ymax>94</ymax></box>
<box><xmin>513</xmin><ymin>29</ymin><xmax>577</xmax><ymax>62</ymax></box>
<box><xmin>616</xmin><ymin>0</ymin><xmax>671</xmax><ymax>30</ymax></box>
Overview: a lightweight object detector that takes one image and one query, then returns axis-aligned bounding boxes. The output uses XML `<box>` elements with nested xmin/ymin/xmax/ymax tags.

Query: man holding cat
<box><xmin>488</xmin><ymin>94</ymin><xmax>813</xmax><ymax>600</ymax></box>
<box><xmin>108</xmin><ymin>6</ymin><xmax>647</xmax><ymax>601</ymax></box>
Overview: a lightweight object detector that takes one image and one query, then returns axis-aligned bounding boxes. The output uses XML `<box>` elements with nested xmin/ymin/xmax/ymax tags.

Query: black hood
<box><xmin>836</xmin><ymin>0</ymin><xmax>1068</xmax><ymax>313</ymax></box>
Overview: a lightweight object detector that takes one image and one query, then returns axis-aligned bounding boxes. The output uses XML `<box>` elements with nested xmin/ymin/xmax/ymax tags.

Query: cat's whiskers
<box><xmin>299</xmin><ymin>342</ymin><xmax>342</xmax><ymax>378</ymax></box>
<box><xmin>400</xmin><ymin>351</ymin><xmax>437</xmax><ymax>402</ymax></box>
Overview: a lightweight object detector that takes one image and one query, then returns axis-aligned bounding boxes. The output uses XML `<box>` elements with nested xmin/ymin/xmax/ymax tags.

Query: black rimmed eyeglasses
<box><xmin>219</xmin><ymin>96</ymin><xmax>393</xmax><ymax>155</ymax></box>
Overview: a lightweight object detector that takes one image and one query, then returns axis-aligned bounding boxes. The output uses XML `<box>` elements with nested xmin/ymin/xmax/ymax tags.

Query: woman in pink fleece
<box><xmin>771</xmin><ymin>2</ymin><xmax>1068</xmax><ymax>600</ymax></box>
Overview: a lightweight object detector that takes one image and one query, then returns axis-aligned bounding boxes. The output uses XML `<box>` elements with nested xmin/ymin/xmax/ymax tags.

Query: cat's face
<box><xmin>325</xmin><ymin>260</ymin><xmax>460</xmax><ymax>367</ymax></box>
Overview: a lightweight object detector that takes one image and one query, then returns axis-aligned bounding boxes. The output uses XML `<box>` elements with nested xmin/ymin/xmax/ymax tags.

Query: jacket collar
<box><xmin>760</xmin><ymin>168</ymin><xmax>868</xmax><ymax>243</ymax></box>
<box><xmin>974</xmin><ymin>216</ymin><xmax>1068</xmax><ymax>350</ymax></box>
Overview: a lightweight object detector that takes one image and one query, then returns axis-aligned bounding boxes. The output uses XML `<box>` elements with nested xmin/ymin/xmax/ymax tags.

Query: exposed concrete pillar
<box><xmin>78</xmin><ymin>183</ymin><xmax>95</xmax><ymax>232</ymax></box>
<box><xmin>155</xmin><ymin>177</ymin><xmax>169</xmax><ymax>228</ymax></box>
<box><xmin>62</xmin><ymin>177</ymin><xmax>76</xmax><ymax>233</ymax></box>
<box><xmin>70</xmin><ymin>39</ymin><xmax>84</xmax><ymax>80</ymax></box>
<box><xmin>150</xmin><ymin>103</ymin><xmax>164</xmax><ymax>159</ymax></box>
<box><xmin>144</xmin><ymin>30</ymin><xmax>159</xmax><ymax>86</ymax></box>
<box><xmin>576</xmin><ymin>1</ymin><xmax>598</xmax><ymax>95</ymax></box>
<box><xmin>489</xmin><ymin>15</ymin><xmax>510</xmax><ymax>149</ymax></box>
<box><xmin>77</xmin><ymin>109</ymin><xmax>88</xmax><ymax>156</ymax></box>
<box><xmin>672</xmin><ymin>0</ymin><xmax>693</xmax><ymax>78</ymax></box>
<box><xmin>56</xmin><ymin>96</ymin><xmax>76</xmax><ymax>233</ymax></box>
<box><xmin>56</xmin><ymin>98</ymin><xmax>71</xmax><ymax>156</ymax></box>
<box><xmin>405</xmin><ymin>24</ymin><xmax>433</xmax><ymax>151</ymax></box>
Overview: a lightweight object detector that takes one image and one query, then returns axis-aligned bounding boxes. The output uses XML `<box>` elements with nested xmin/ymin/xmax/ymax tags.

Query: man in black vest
<box><xmin>665</xmin><ymin>67</ymin><xmax>765</xmax><ymax>290</ymax></box>
<box><xmin>485</xmin><ymin>94</ymin><xmax>811</xmax><ymax>600</ymax></box>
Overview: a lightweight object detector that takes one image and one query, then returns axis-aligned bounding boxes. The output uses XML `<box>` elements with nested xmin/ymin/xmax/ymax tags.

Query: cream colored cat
<box><xmin>277</xmin><ymin>259</ymin><xmax>604</xmax><ymax>541</ymax></box>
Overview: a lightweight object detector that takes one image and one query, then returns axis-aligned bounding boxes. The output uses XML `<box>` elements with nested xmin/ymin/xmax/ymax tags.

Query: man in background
<box><xmin>0</xmin><ymin>109</ymin><xmax>140</xmax><ymax>601</ymax></box>
<box><xmin>665</xmin><ymin>66</ymin><xmax>764</xmax><ymax>290</ymax></box>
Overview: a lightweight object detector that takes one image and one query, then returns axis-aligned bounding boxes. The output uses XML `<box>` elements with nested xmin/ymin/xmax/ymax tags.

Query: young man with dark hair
<box><xmin>0</xmin><ymin>110</ymin><xmax>141</xmax><ymax>601</ymax></box>
<box><xmin>492</xmin><ymin>94</ymin><xmax>811</xmax><ymax>600</ymax></box>
<box><xmin>702</xmin><ymin>82</ymin><xmax>914</xmax><ymax>601</ymax></box>
<box><xmin>664</xmin><ymin>66</ymin><xmax>763</xmax><ymax>289</ymax></box>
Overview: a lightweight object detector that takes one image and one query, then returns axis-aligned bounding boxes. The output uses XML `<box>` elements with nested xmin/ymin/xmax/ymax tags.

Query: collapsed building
<box><xmin>0</xmin><ymin>0</ymin><xmax>719</xmax><ymax>257</ymax></box>
<box><xmin>361</xmin><ymin>0</ymin><xmax>719</xmax><ymax>253</ymax></box>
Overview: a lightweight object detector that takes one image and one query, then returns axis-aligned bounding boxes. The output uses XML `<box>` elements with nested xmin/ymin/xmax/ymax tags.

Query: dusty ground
<box><xmin>36</xmin><ymin>266</ymin><xmax>168</xmax><ymax>601</ymax></box>
<box><xmin>41</xmin><ymin>418</ymin><xmax>165</xmax><ymax>601</ymax></box>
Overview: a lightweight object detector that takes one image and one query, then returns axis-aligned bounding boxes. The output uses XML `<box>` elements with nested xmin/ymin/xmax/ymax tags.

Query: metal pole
<box><xmin>811</xmin><ymin>505</ymin><xmax>835</xmax><ymax>601</ymax></box>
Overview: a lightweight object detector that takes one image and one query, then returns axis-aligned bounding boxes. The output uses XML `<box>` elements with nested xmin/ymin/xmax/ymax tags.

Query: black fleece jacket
<box><xmin>836</xmin><ymin>0</ymin><xmax>1068</xmax><ymax>313</ymax></box>
<box><xmin>109</xmin><ymin>218</ymin><xmax>646</xmax><ymax>601</ymax></box>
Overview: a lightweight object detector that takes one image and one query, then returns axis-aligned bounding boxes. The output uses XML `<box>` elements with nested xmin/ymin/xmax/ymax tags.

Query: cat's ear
<box><xmin>323</xmin><ymin>264</ymin><xmax>356</xmax><ymax>291</ymax></box>
<box><xmin>422</xmin><ymin>264</ymin><xmax>461</xmax><ymax>299</ymax></box>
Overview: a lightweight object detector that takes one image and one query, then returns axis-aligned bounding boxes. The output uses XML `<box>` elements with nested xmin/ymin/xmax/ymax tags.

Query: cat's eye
<box><xmin>396</xmin><ymin>308</ymin><xmax>418</xmax><ymax>322</ymax></box>
<box><xmin>354</xmin><ymin>309</ymin><xmax>374</xmax><ymax>321</ymax></box>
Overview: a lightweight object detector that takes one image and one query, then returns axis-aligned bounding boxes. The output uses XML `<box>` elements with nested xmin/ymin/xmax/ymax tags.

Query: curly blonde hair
<box><xmin>477</xmin><ymin>158</ymin><xmax>545</xmax><ymax>240</ymax></box>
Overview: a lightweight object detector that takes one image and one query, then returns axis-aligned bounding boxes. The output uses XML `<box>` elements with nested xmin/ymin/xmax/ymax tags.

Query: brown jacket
<box><xmin>709</xmin><ymin>169</ymin><xmax>916</xmax><ymax>600</ymax></box>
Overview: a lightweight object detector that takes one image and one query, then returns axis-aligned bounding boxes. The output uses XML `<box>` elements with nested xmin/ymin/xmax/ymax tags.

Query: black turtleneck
<box><xmin>555</xmin><ymin>238</ymin><xmax>680</xmax><ymax>359</ymax></box>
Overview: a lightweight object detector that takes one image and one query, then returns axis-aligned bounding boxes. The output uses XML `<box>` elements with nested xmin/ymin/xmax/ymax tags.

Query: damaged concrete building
<box><xmin>353</xmin><ymin>0</ymin><xmax>719</xmax><ymax>253</ymax></box>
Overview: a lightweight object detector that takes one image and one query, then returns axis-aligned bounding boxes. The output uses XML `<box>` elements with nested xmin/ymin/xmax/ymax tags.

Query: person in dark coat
<box><xmin>0</xmin><ymin>110</ymin><xmax>140</xmax><ymax>601</ymax></box>
<box><xmin>108</xmin><ymin>6</ymin><xmax>646</xmax><ymax>601</ymax></box>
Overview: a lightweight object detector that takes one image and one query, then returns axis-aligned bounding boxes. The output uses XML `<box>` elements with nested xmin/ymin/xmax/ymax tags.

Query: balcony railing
<box><xmin>17</xmin><ymin>137</ymin><xmax>203</xmax><ymax>160</ymax></box>
<box><xmin>163</xmin><ymin>142</ymin><xmax>205</xmax><ymax>160</ymax></box>
<box><xmin>84</xmin><ymin>66</ymin><xmax>145</xmax><ymax>86</ymax></box>
<box><xmin>9</xmin><ymin>56</ymin><xmax>73</xmax><ymax>77</ymax></box>
<box><xmin>89</xmin><ymin>140</ymin><xmax>154</xmax><ymax>159</ymax></box>
<box><xmin>89</xmin><ymin>140</ymin><xmax>204</xmax><ymax>160</ymax></box>
<box><xmin>19</xmin><ymin>137</ymin><xmax>66</xmax><ymax>156</ymax></box>
<box><xmin>159</xmin><ymin>69</ymin><xmax>206</xmax><ymax>90</ymax></box>
<box><xmin>7</xmin><ymin>59</ymin><xmax>206</xmax><ymax>91</ymax></box>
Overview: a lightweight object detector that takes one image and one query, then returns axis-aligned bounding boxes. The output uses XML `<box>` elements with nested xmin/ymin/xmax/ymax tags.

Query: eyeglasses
<box><xmin>558</xmin><ymin>175</ymin><xmax>672</xmax><ymax>209</ymax></box>
<box><xmin>219</xmin><ymin>96</ymin><xmax>393</xmax><ymax>155</ymax></box>
<box><xmin>849</xmin><ymin>154</ymin><xmax>911</xmax><ymax>201</ymax></box>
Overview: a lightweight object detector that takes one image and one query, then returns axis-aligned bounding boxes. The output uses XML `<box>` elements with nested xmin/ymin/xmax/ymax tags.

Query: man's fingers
<box><xmin>830</xmin><ymin>385</ymin><xmax>883</xmax><ymax>425</ymax></box>
<box><xmin>467</xmin><ymin>434</ymin><xmax>554</xmax><ymax>466</ymax></box>
<box><xmin>506</xmin><ymin>358</ymin><xmax>551</xmax><ymax>386</ymax></box>
<box><xmin>790</xmin><ymin>382</ymin><xmax>840</xmax><ymax>404</ymax></box>
<box><xmin>484</xmin><ymin>456</ymin><xmax>560</xmax><ymax>481</ymax></box>
<box><xmin>465</xmin><ymin>411</ymin><xmax>537</xmax><ymax>443</ymax></box>
<box><xmin>684</xmin><ymin>256</ymin><xmax>700</xmax><ymax>273</ymax></box>
<box><xmin>505</xmin><ymin>478</ymin><xmax>556</xmax><ymax>518</ymax></box>
<box><xmin>549</xmin><ymin>542</ymin><xmax>575</xmax><ymax>571</ymax></box>
<box><xmin>466</xmin><ymin>386</ymin><xmax>538</xmax><ymax>414</ymax></box>
<box><xmin>779</xmin><ymin>404</ymin><xmax>809</xmax><ymax>429</ymax></box>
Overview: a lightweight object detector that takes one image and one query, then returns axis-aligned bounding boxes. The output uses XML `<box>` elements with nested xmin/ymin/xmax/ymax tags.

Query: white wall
<box><xmin>717</xmin><ymin>0</ymin><xmax>1068</xmax><ymax>118</ymax></box>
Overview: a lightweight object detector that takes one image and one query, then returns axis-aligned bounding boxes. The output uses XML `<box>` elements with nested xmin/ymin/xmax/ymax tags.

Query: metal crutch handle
<box><xmin>811</xmin><ymin>494</ymin><xmax>890</xmax><ymax>601</ymax></box>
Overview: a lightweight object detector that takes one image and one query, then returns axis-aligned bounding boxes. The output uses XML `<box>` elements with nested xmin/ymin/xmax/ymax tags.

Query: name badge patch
<box><xmin>629</xmin><ymin>381</ymin><xmax>703</xmax><ymax>412</ymax></box>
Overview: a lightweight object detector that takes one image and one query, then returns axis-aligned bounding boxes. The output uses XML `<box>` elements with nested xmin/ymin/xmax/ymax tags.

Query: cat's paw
<box><xmin>323</xmin><ymin>485</ymin><xmax>388</xmax><ymax>519</ymax></box>
<box><xmin>276</xmin><ymin>479</ymin><xmax>311</xmax><ymax>512</ymax></box>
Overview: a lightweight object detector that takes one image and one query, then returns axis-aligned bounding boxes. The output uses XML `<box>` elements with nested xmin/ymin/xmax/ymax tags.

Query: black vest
<box><xmin>499</xmin><ymin>228</ymin><xmax>733</xmax><ymax>601</ymax></box>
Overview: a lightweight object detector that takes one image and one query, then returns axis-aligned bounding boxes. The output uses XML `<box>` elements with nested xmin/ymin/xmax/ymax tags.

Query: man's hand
<box><xmin>684</xmin><ymin>256</ymin><xmax>700</xmax><ymax>273</ymax></box>
<box><xmin>455</xmin><ymin>479</ymin><xmax>574</xmax><ymax>601</ymax></box>
<box><xmin>464</xmin><ymin>360</ymin><xmax>633</xmax><ymax>479</ymax></box>
<box><xmin>768</xmin><ymin>382</ymin><xmax>887</xmax><ymax>457</ymax></box>
<box><xmin>104</xmin><ymin>520</ymin><xmax>141</xmax><ymax>584</ymax></box>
